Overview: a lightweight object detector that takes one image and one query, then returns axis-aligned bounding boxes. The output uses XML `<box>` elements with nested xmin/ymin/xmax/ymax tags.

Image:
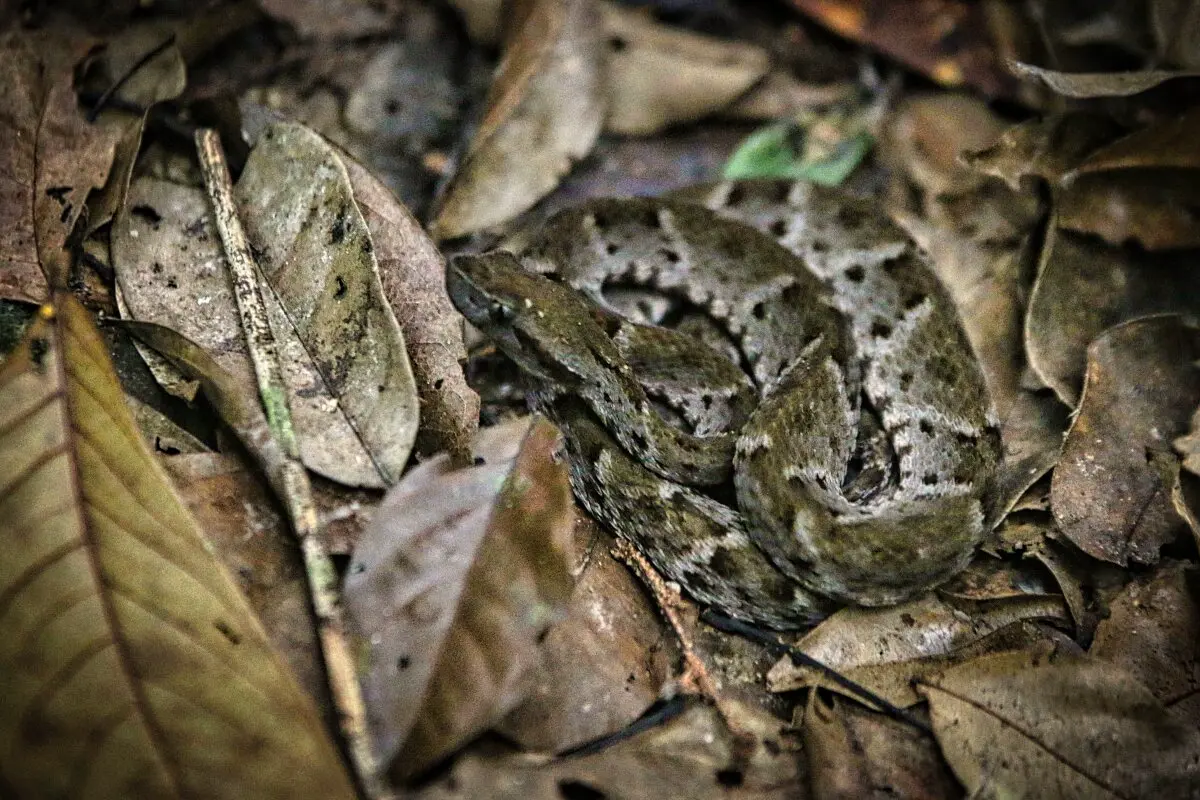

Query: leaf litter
<box><xmin>6</xmin><ymin>1</ymin><xmax>1200</xmax><ymax>797</ymax></box>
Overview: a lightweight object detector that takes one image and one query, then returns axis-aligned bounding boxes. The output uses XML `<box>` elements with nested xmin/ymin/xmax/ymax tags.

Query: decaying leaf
<box><xmin>414</xmin><ymin>701</ymin><xmax>800</xmax><ymax>800</ymax></box>
<box><xmin>345</xmin><ymin>417</ymin><xmax>575</xmax><ymax>780</ymax></box>
<box><xmin>1051</xmin><ymin>315</ymin><xmax>1200</xmax><ymax>566</ymax></box>
<box><xmin>112</xmin><ymin>126</ymin><xmax>420</xmax><ymax>489</ymax></box>
<box><xmin>767</xmin><ymin>594</ymin><xmax>1071</xmax><ymax>707</ymax></box>
<box><xmin>429</xmin><ymin>0</ymin><xmax>606</xmax><ymax>239</ymax></box>
<box><xmin>1024</xmin><ymin>222</ymin><xmax>1200</xmax><ymax>406</ymax></box>
<box><xmin>601</xmin><ymin>3</ymin><xmax>768</xmax><ymax>136</ymax></box>
<box><xmin>340</xmin><ymin>150</ymin><xmax>480</xmax><ymax>464</ymax></box>
<box><xmin>803</xmin><ymin>693</ymin><xmax>959</xmax><ymax>799</ymax></box>
<box><xmin>1009</xmin><ymin>59</ymin><xmax>1200</xmax><ymax>97</ymax></box>
<box><xmin>1059</xmin><ymin>170</ymin><xmax>1200</xmax><ymax>251</ymax></box>
<box><xmin>0</xmin><ymin>31</ymin><xmax>122</xmax><ymax>303</ymax></box>
<box><xmin>919</xmin><ymin>651</ymin><xmax>1200</xmax><ymax>798</ymax></box>
<box><xmin>1091</xmin><ymin>561</ymin><xmax>1200</xmax><ymax>727</ymax></box>
<box><xmin>497</xmin><ymin>515</ymin><xmax>676</xmax><ymax>753</ymax></box>
<box><xmin>0</xmin><ymin>295</ymin><xmax>354</xmax><ymax>798</ymax></box>
<box><xmin>1068</xmin><ymin>107</ymin><xmax>1200</xmax><ymax>175</ymax></box>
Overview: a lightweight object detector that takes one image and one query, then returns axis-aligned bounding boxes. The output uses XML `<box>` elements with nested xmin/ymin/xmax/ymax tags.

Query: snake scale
<box><xmin>448</xmin><ymin>180</ymin><xmax>1001</xmax><ymax>629</ymax></box>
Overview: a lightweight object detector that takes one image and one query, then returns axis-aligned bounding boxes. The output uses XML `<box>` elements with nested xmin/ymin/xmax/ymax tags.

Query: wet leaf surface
<box><xmin>1051</xmin><ymin>316</ymin><xmax>1200</xmax><ymax>566</ymax></box>
<box><xmin>344</xmin><ymin>417</ymin><xmax>575</xmax><ymax>780</ymax></box>
<box><xmin>0</xmin><ymin>295</ymin><xmax>354</xmax><ymax>798</ymax></box>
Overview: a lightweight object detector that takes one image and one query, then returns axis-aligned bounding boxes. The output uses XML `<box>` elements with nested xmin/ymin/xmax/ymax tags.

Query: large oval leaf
<box><xmin>0</xmin><ymin>295</ymin><xmax>354</xmax><ymax>798</ymax></box>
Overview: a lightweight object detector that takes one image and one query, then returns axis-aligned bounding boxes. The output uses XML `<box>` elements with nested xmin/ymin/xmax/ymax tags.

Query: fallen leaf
<box><xmin>0</xmin><ymin>295</ymin><xmax>354</xmax><ymax>798</ymax></box>
<box><xmin>1067</xmin><ymin>107</ymin><xmax>1200</xmax><ymax>175</ymax></box>
<box><xmin>1009</xmin><ymin>59</ymin><xmax>1200</xmax><ymax>97</ymax></box>
<box><xmin>0</xmin><ymin>31</ymin><xmax>122</xmax><ymax>303</ymax></box>
<box><xmin>961</xmin><ymin>113</ymin><xmax>1122</xmax><ymax>190</ymax></box>
<box><xmin>429</xmin><ymin>0</ymin><xmax>606</xmax><ymax>239</ymax></box>
<box><xmin>1091</xmin><ymin>561</ymin><xmax>1200</xmax><ymax>728</ymax></box>
<box><xmin>1051</xmin><ymin>315</ymin><xmax>1200</xmax><ymax>566</ymax></box>
<box><xmin>345</xmin><ymin>417</ymin><xmax>575</xmax><ymax>780</ymax></box>
<box><xmin>803</xmin><ymin>693</ymin><xmax>959</xmax><ymax>799</ymax></box>
<box><xmin>1059</xmin><ymin>170</ymin><xmax>1200</xmax><ymax>251</ymax></box>
<box><xmin>919</xmin><ymin>651</ymin><xmax>1200</xmax><ymax>798</ymax></box>
<box><xmin>600</xmin><ymin>2</ymin><xmax>768</xmax><ymax>136</ymax></box>
<box><xmin>1024</xmin><ymin>222</ymin><xmax>1200</xmax><ymax>406</ymax></box>
<box><xmin>722</xmin><ymin>118</ymin><xmax>872</xmax><ymax>186</ymax></box>
<box><xmin>767</xmin><ymin>594</ymin><xmax>1071</xmax><ymax>707</ymax></box>
<box><xmin>497</xmin><ymin>515</ymin><xmax>677</xmax><ymax>753</ymax></box>
<box><xmin>340</xmin><ymin>149</ymin><xmax>480</xmax><ymax>464</ymax></box>
<box><xmin>413</xmin><ymin>701</ymin><xmax>800</xmax><ymax>800</ymax></box>
<box><xmin>258</xmin><ymin>0</ymin><xmax>397</xmax><ymax>39</ymax></box>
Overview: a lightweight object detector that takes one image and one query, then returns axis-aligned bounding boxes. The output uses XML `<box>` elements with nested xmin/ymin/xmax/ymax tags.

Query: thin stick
<box><xmin>195</xmin><ymin>128</ymin><xmax>388</xmax><ymax>799</ymax></box>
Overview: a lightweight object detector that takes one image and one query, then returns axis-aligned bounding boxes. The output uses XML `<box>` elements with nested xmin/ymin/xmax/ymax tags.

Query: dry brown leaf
<box><xmin>1058</xmin><ymin>170</ymin><xmax>1200</xmax><ymax>251</ymax></box>
<box><xmin>920</xmin><ymin>651</ymin><xmax>1200</xmax><ymax>798</ymax></box>
<box><xmin>1069</xmin><ymin>107</ymin><xmax>1200</xmax><ymax>175</ymax></box>
<box><xmin>961</xmin><ymin>113</ymin><xmax>1121</xmax><ymax>191</ymax></box>
<box><xmin>0</xmin><ymin>295</ymin><xmax>354</xmax><ymax>798</ymax></box>
<box><xmin>600</xmin><ymin>3</ymin><xmax>768</xmax><ymax>136</ymax></box>
<box><xmin>413</xmin><ymin>701</ymin><xmax>800</xmax><ymax>800</ymax></box>
<box><xmin>429</xmin><ymin>0</ymin><xmax>606</xmax><ymax>239</ymax></box>
<box><xmin>1009</xmin><ymin>59</ymin><xmax>1200</xmax><ymax>97</ymax></box>
<box><xmin>0</xmin><ymin>31</ymin><xmax>123</xmax><ymax>303</ymax></box>
<box><xmin>345</xmin><ymin>417</ymin><xmax>575</xmax><ymax>780</ymax></box>
<box><xmin>803</xmin><ymin>693</ymin><xmax>959</xmax><ymax>800</ymax></box>
<box><xmin>1051</xmin><ymin>315</ymin><xmax>1200</xmax><ymax>566</ymax></box>
<box><xmin>1091</xmin><ymin>561</ymin><xmax>1200</xmax><ymax>727</ymax></box>
<box><xmin>768</xmin><ymin>594</ymin><xmax>1071</xmax><ymax>707</ymax></box>
<box><xmin>497</xmin><ymin>515</ymin><xmax>676</xmax><ymax>753</ymax></box>
<box><xmin>340</xmin><ymin>149</ymin><xmax>480</xmax><ymax>464</ymax></box>
<box><xmin>1024</xmin><ymin>222</ymin><xmax>1200</xmax><ymax>406</ymax></box>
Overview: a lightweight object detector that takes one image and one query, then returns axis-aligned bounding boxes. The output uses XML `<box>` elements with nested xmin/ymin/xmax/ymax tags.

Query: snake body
<box><xmin>448</xmin><ymin>180</ymin><xmax>1000</xmax><ymax>628</ymax></box>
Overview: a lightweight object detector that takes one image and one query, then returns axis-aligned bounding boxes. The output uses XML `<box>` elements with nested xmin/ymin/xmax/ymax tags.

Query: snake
<box><xmin>447</xmin><ymin>180</ymin><xmax>1001</xmax><ymax>629</ymax></box>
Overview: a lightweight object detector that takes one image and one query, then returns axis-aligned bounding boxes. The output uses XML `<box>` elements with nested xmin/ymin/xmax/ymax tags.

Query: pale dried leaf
<box><xmin>345</xmin><ymin>417</ymin><xmax>575</xmax><ymax>780</ymax></box>
<box><xmin>920</xmin><ymin>651</ymin><xmax>1200</xmax><ymax>798</ymax></box>
<box><xmin>1009</xmin><ymin>59</ymin><xmax>1200</xmax><ymax>96</ymax></box>
<box><xmin>0</xmin><ymin>295</ymin><xmax>354</xmax><ymax>798</ymax></box>
<box><xmin>600</xmin><ymin>2</ymin><xmax>768</xmax><ymax>136</ymax></box>
<box><xmin>429</xmin><ymin>0</ymin><xmax>606</xmax><ymax>239</ymax></box>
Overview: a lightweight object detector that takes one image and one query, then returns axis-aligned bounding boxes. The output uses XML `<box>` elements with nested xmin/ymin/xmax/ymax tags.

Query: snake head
<box><xmin>447</xmin><ymin>251</ymin><xmax>621</xmax><ymax>388</ymax></box>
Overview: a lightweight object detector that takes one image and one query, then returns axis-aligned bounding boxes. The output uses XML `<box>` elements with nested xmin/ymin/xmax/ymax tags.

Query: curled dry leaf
<box><xmin>919</xmin><ymin>650</ymin><xmax>1200</xmax><ymax>798</ymax></box>
<box><xmin>600</xmin><ymin>3</ymin><xmax>768</xmax><ymax>136</ymax></box>
<box><xmin>0</xmin><ymin>31</ymin><xmax>123</xmax><ymax>302</ymax></box>
<box><xmin>1051</xmin><ymin>315</ymin><xmax>1200</xmax><ymax>566</ymax></box>
<box><xmin>429</xmin><ymin>0</ymin><xmax>606</xmax><ymax>239</ymax></box>
<box><xmin>0</xmin><ymin>295</ymin><xmax>354</xmax><ymax>798</ymax></box>
<box><xmin>340</xmin><ymin>150</ymin><xmax>480</xmax><ymax>464</ymax></box>
<box><xmin>1024</xmin><ymin>222</ymin><xmax>1200</xmax><ymax>406</ymax></box>
<box><xmin>1068</xmin><ymin>107</ymin><xmax>1200</xmax><ymax>175</ymax></box>
<box><xmin>1090</xmin><ymin>561</ymin><xmax>1200</xmax><ymax>726</ymax></box>
<box><xmin>1008</xmin><ymin>59</ymin><xmax>1200</xmax><ymax>97</ymax></box>
<box><xmin>345</xmin><ymin>417</ymin><xmax>575</xmax><ymax>780</ymax></box>
<box><xmin>803</xmin><ymin>693</ymin><xmax>959</xmax><ymax>800</ymax></box>
<box><xmin>767</xmin><ymin>594</ymin><xmax>1071</xmax><ymax>707</ymax></box>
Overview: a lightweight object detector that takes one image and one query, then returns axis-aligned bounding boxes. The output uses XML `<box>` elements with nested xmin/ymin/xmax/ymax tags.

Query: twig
<box><xmin>700</xmin><ymin>610</ymin><xmax>934</xmax><ymax>735</ymax></box>
<box><xmin>195</xmin><ymin>128</ymin><xmax>389</xmax><ymax>799</ymax></box>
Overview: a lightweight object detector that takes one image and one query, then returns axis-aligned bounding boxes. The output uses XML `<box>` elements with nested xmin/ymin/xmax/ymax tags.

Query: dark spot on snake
<box><xmin>605</xmin><ymin>241</ymin><xmax>619</xmax><ymax>255</ymax></box>
<box><xmin>658</xmin><ymin>247</ymin><xmax>680</xmax><ymax>263</ymax></box>
<box><xmin>591</xmin><ymin>211</ymin><xmax>609</xmax><ymax>229</ymax></box>
<box><xmin>900</xmin><ymin>612</ymin><xmax>916</xmax><ymax>626</ymax></box>
<box><xmin>701</xmin><ymin>393</ymin><xmax>713</xmax><ymax>409</ymax></box>
<box><xmin>899</xmin><ymin>371</ymin><xmax>913</xmax><ymax>391</ymax></box>
<box><xmin>330</xmin><ymin>209</ymin><xmax>348</xmax><ymax>244</ymax></box>
<box><xmin>836</xmin><ymin>203</ymin><xmax>867</xmax><ymax>229</ymax></box>
<box><xmin>772</xmin><ymin>181</ymin><xmax>792</xmax><ymax>203</ymax></box>
<box><xmin>811</xmin><ymin>239</ymin><xmax>828</xmax><ymax>253</ymax></box>
<box><xmin>768</xmin><ymin>218</ymin><xmax>787</xmax><ymax>238</ymax></box>
<box><xmin>845</xmin><ymin>264</ymin><xmax>865</xmax><ymax>283</ymax></box>
<box><xmin>434</xmin><ymin>378</ymin><xmax>445</xmax><ymax>390</ymax></box>
<box><xmin>726</xmin><ymin>183</ymin><xmax>747</xmax><ymax>206</ymax></box>
<box><xmin>751</xmin><ymin>302</ymin><xmax>766</xmax><ymax>320</ymax></box>
<box><xmin>558</xmin><ymin>780</ymin><xmax>606</xmax><ymax>800</ymax></box>
<box><xmin>682</xmin><ymin>569</ymin><xmax>714</xmax><ymax>597</ymax></box>
<box><xmin>334</xmin><ymin>275</ymin><xmax>347</xmax><ymax>299</ymax></box>
<box><xmin>45</xmin><ymin>185</ymin><xmax>70</xmax><ymax>205</ymax></box>
<box><xmin>166</xmin><ymin>276</ymin><xmax>178</xmax><ymax>289</ymax></box>
<box><xmin>607</xmin><ymin>35</ymin><xmax>627</xmax><ymax>51</ymax></box>
<box><xmin>474</xmin><ymin>456</ymin><xmax>486</xmax><ymax>466</ymax></box>
<box><xmin>904</xmin><ymin>291</ymin><xmax>926</xmax><ymax>311</ymax></box>
<box><xmin>922</xmin><ymin>473</ymin><xmax>939</xmax><ymax>486</ymax></box>
<box><xmin>716</xmin><ymin>769</ymin><xmax>744</xmax><ymax>788</ymax></box>
<box><xmin>397</xmin><ymin>656</ymin><xmax>411</xmax><ymax>670</ymax></box>
<box><xmin>919</xmin><ymin>419</ymin><xmax>934</xmax><ymax>436</ymax></box>
<box><xmin>870</xmin><ymin>320</ymin><xmax>892</xmax><ymax>339</ymax></box>
<box><xmin>214</xmin><ymin>619</ymin><xmax>241</xmax><ymax>645</ymax></box>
